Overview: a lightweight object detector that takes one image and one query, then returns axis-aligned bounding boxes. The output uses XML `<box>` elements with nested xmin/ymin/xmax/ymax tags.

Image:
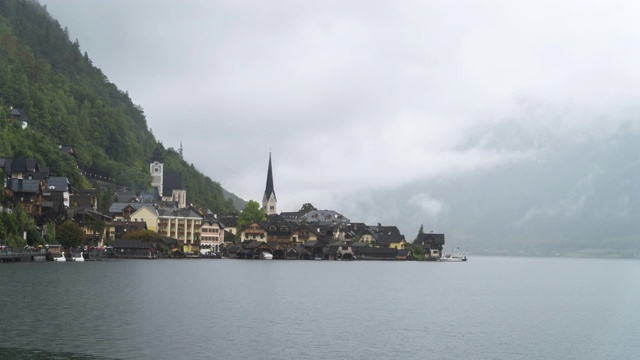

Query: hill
<box><xmin>0</xmin><ymin>0</ymin><xmax>240</xmax><ymax>214</ymax></box>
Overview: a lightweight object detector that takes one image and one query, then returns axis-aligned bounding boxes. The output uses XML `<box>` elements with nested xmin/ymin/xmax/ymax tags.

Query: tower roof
<box><xmin>150</xmin><ymin>146</ymin><xmax>163</xmax><ymax>163</ymax></box>
<box><xmin>264</xmin><ymin>152</ymin><xmax>276</xmax><ymax>200</ymax></box>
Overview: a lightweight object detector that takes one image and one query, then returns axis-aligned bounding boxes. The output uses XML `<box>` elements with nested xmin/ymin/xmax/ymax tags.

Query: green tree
<box><xmin>236</xmin><ymin>200</ymin><xmax>266</xmax><ymax>235</ymax></box>
<box><xmin>414</xmin><ymin>224</ymin><xmax>425</xmax><ymax>243</ymax></box>
<box><xmin>123</xmin><ymin>229</ymin><xmax>161</xmax><ymax>243</ymax></box>
<box><xmin>411</xmin><ymin>244</ymin><xmax>426</xmax><ymax>261</ymax></box>
<box><xmin>299</xmin><ymin>203</ymin><xmax>317</xmax><ymax>213</ymax></box>
<box><xmin>55</xmin><ymin>221</ymin><xmax>84</xmax><ymax>248</ymax></box>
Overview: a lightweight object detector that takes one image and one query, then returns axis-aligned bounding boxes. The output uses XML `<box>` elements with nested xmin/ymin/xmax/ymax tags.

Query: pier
<box><xmin>0</xmin><ymin>251</ymin><xmax>48</xmax><ymax>263</ymax></box>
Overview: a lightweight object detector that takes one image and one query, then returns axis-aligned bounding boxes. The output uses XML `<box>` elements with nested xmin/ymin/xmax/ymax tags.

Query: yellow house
<box><xmin>130</xmin><ymin>206</ymin><xmax>159</xmax><ymax>232</ymax></box>
<box><xmin>240</xmin><ymin>222</ymin><xmax>268</xmax><ymax>242</ymax></box>
<box><xmin>389</xmin><ymin>238</ymin><xmax>407</xmax><ymax>250</ymax></box>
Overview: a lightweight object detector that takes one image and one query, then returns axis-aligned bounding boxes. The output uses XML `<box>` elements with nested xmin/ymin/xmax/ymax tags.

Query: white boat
<box><xmin>53</xmin><ymin>252</ymin><xmax>66</xmax><ymax>262</ymax></box>
<box><xmin>440</xmin><ymin>253</ymin><xmax>467</xmax><ymax>262</ymax></box>
<box><xmin>261</xmin><ymin>251</ymin><xmax>273</xmax><ymax>260</ymax></box>
<box><xmin>72</xmin><ymin>252</ymin><xmax>85</xmax><ymax>262</ymax></box>
<box><xmin>440</xmin><ymin>246</ymin><xmax>467</xmax><ymax>262</ymax></box>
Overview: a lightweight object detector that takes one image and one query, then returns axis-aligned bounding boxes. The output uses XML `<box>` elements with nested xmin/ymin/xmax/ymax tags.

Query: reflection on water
<box><xmin>0</xmin><ymin>347</ymin><xmax>111</xmax><ymax>359</ymax></box>
<box><xmin>1</xmin><ymin>258</ymin><xmax>640</xmax><ymax>359</ymax></box>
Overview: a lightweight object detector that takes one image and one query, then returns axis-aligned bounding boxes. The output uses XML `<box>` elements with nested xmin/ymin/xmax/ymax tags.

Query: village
<box><xmin>1</xmin><ymin>108</ymin><xmax>446</xmax><ymax>262</ymax></box>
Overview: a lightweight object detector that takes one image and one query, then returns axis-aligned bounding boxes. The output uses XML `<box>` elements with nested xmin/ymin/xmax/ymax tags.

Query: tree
<box><xmin>414</xmin><ymin>224</ymin><xmax>425</xmax><ymax>243</ymax></box>
<box><xmin>299</xmin><ymin>203</ymin><xmax>317</xmax><ymax>213</ymax></box>
<box><xmin>236</xmin><ymin>200</ymin><xmax>266</xmax><ymax>235</ymax></box>
<box><xmin>123</xmin><ymin>229</ymin><xmax>161</xmax><ymax>243</ymax></box>
<box><xmin>56</xmin><ymin>221</ymin><xmax>84</xmax><ymax>248</ymax></box>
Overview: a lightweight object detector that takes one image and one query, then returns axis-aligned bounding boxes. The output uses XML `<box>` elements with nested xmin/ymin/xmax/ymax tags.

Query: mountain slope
<box><xmin>0</xmin><ymin>0</ymin><xmax>238</xmax><ymax>213</ymax></box>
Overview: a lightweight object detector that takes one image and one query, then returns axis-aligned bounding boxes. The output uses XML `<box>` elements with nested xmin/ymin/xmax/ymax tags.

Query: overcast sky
<box><xmin>40</xmin><ymin>0</ymin><xmax>640</xmax><ymax>237</ymax></box>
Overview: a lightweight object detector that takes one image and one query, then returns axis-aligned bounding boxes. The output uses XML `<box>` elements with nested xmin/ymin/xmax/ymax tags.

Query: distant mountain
<box><xmin>341</xmin><ymin>109</ymin><xmax>640</xmax><ymax>258</ymax></box>
<box><xmin>0</xmin><ymin>0</ymin><xmax>242</xmax><ymax>213</ymax></box>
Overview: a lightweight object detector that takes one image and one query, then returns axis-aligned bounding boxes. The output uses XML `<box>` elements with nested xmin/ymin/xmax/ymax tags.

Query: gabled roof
<box><xmin>108</xmin><ymin>202</ymin><xmax>149</xmax><ymax>214</ymax></box>
<box><xmin>300</xmin><ymin>209</ymin><xmax>350</xmax><ymax>225</ymax></box>
<box><xmin>150</xmin><ymin>146</ymin><xmax>164</xmax><ymax>163</ymax></box>
<box><xmin>370</xmin><ymin>225</ymin><xmax>405</xmax><ymax>246</ymax></box>
<box><xmin>6</xmin><ymin>178</ymin><xmax>41</xmax><ymax>193</ymax></box>
<box><xmin>162</xmin><ymin>171</ymin><xmax>185</xmax><ymax>196</ymax></box>
<box><xmin>416</xmin><ymin>233</ymin><xmax>445</xmax><ymax>246</ymax></box>
<box><xmin>156</xmin><ymin>208</ymin><xmax>201</xmax><ymax>219</ymax></box>
<box><xmin>46</xmin><ymin>177</ymin><xmax>71</xmax><ymax>192</ymax></box>
<box><xmin>219</xmin><ymin>216</ymin><xmax>238</xmax><ymax>227</ymax></box>
<box><xmin>10</xmin><ymin>107</ymin><xmax>30</xmax><ymax>123</ymax></box>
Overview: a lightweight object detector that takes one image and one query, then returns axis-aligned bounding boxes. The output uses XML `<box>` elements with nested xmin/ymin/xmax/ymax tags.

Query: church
<box><xmin>150</xmin><ymin>146</ymin><xmax>187</xmax><ymax>208</ymax></box>
<box><xmin>262</xmin><ymin>152</ymin><xmax>277</xmax><ymax>215</ymax></box>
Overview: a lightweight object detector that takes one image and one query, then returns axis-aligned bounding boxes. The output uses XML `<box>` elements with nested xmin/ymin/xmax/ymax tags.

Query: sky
<box><xmin>40</xmin><ymin>0</ymin><xmax>640</xmax><ymax>243</ymax></box>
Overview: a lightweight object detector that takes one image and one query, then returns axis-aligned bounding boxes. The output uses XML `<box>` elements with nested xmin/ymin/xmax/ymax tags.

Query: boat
<box><xmin>72</xmin><ymin>252</ymin><xmax>85</xmax><ymax>262</ymax></box>
<box><xmin>440</xmin><ymin>247</ymin><xmax>467</xmax><ymax>262</ymax></box>
<box><xmin>261</xmin><ymin>251</ymin><xmax>273</xmax><ymax>260</ymax></box>
<box><xmin>53</xmin><ymin>252</ymin><xmax>66</xmax><ymax>262</ymax></box>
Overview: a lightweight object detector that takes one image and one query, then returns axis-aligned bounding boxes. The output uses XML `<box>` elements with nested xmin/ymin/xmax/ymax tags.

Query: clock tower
<box><xmin>150</xmin><ymin>145</ymin><xmax>164</xmax><ymax>197</ymax></box>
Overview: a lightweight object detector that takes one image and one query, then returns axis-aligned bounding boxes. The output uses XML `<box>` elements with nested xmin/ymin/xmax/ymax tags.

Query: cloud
<box><xmin>41</xmin><ymin>0</ymin><xmax>640</xmax><ymax>240</ymax></box>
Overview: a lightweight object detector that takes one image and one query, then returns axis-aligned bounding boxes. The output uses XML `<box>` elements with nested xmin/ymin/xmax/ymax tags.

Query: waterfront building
<box><xmin>156</xmin><ymin>208</ymin><xmax>202</xmax><ymax>253</ymax></box>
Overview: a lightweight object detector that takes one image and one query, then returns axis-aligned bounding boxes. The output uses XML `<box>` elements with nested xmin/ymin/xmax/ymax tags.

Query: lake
<box><xmin>1</xmin><ymin>257</ymin><xmax>639</xmax><ymax>359</ymax></box>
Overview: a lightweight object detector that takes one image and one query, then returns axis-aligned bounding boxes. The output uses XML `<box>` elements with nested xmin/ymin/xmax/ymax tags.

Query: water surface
<box><xmin>1</xmin><ymin>257</ymin><xmax>638</xmax><ymax>359</ymax></box>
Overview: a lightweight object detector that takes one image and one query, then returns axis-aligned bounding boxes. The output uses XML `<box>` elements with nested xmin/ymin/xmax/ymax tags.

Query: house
<box><xmin>290</xmin><ymin>224</ymin><xmax>322</xmax><ymax>244</ymax></box>
<box><xmin>105</xmin><ymin>220</ymin><xmax>147</xmax><ymax>242</ymax></box>
<box><xmin>4</xmin><ymin>178</ymin><xmax>44</xmax><ymax>217</ymax></box>
<box><xmin>266</xmin><ymin>214</ymin><xmax>295</xmax><ymax>245</ymax></box>
<box><xmin>200</xmin><ymin>216</ymin><xmax>225</xmax><ymax>254</ymax></box>
<box><xmin>416</xmin><ymin>233</ymin><xmax>445</xmax><ymax>260</ymax></box>
<box><xmin>41</xmin><ymin>176</ymin><xmax>71</xmax><ymax>221</ymax></box>
<box><xmin>371</xmin><ymin>225</ymin><xmax>406</xmax><ymax>249</ymax></box>
<box><xmin>323</xmin><ymin>242</ymin><xmax>354</xmax><ymax>260</ymax></box>
<box><xmin>243</xmin><ymin>240</ymin><xmax>273</xmax><ymax>259</ymax></box>
<box><xmin>112</xmin><ymin>240</ymin><xmax>157</xmax><ymax>259</ymax></box>
<box><xmin>396</xmin><ymin>249</ymin><xmax>413</xmax><ymax>260</ymax></box>
<box><xmin>10</xmin><ymin>106</ymin><xmax>30</xmax><ymax>129</ymax></box>
<box><xmin>240</xmin><ymin>221</ymin><xmax>268</xmax><ymax>243</ymax></box>
<box><xmin>218</xmin><ymin>215</ymin><xmax>238</xmax><ymax>236</ymax></box>
<box><xmin>69</xmin><ymin>208</ymin><xmax>112</xmax><ymax>246</ymax></box>
<box><xmin>298</xmin><ymin>209</ymin><xmax>350</xmax><ymax>225</ymax></box>
<box><xmin>129</xmin><ymin>206</ymin><xmax>159</xmax><ymax>232</ymax></box>
<box><xmin>156</xmin><ymin>208</ymin><xmax>202</xmax><ymax>253</ymax></box>
<box><xmin>353</xmin><ymin>246</ymin><xmax>398</xmax><ymax>260</ymax></box>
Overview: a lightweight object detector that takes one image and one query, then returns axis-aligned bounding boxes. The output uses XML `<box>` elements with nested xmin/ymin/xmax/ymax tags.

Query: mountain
<box><xmin>341</xmin><ymin>106</ymin><xmax>640</xmax><ymax>258</ymax></box>
<box><xmin>0</xmin><ymin>0</ymin><xmax>240</xmax><ymax>214</ymax></box>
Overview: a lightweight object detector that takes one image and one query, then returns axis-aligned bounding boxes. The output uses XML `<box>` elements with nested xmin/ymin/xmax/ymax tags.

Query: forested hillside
<box><xmin>0</xmin><ymin>0</ymin><xmax>237</xmax><ymax>214</ymax></box>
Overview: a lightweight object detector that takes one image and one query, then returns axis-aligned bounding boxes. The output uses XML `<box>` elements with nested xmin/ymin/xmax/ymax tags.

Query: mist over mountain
<box><xmin>339</xmin><ymin>101</ymin><xmax>640</xmax><ymax>257</ymax></box>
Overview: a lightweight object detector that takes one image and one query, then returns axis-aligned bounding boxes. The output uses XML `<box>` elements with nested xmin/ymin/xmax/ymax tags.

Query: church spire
<box><xmin>263</xmin><ymin>152</ymin><xmax>277</xmax><ymax>215</ymax></box>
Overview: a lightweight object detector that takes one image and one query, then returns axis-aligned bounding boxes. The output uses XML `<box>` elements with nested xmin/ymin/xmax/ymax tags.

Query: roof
<box><xmin>156</xmin><ymin>208</ymin><xmax>201</xmax><ymax>219</ymax></box>
<box><xmin>108</xmin><ymin>202</ymin><xmax>149</xmax><ymax>214</ymax></box>
<box><xmin>370</xmin><ymin>225</ymin><xmax>405</xmax><ymax>246</ymax></box>
<box><xmin>263</xmin><ymin>153</ymin><xmax>276</xmax><ymax>201</ymax></box>
<box><xmin>219</xmin><ymin>216</ymin><xmax>238</xmax><ymax>227</ymax></box>
<box><xmin>10</xmin><ymin>108</ymin><xmax>30</xmax><ymax>123</ymax></box>
<box><xmin>6</xmin><ymin>178</ymin><xmax>41</xmax><ymax>193</ymax></box>
<box><xmin>163</xmin><ymin>171</ymin><xmax>185</xmax><ymax>196</ymax></box>
<box><xmin>300</xmin><ymin>210</ymin><xmax>350</xmax><ymax>225</ymax></box>
<box><xmin>46</xmin><ymin>177</ymin><xmax>70</xmax><ymax>192</ymax></box>
<box><xmin>150</xmin><ymin>146</ymin><xmax>164</xmax><ymax>163</ymax></box>
<box><xmin>416</xmin><ymin>233</ymin><xmax>445</xmax><ymax>246</ymax></box>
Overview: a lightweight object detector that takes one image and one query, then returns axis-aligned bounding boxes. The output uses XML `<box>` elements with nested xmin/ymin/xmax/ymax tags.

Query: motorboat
<box><xmin>261</xmin><ymin>251</ymin><xmax>273</xmax><ymax>260</ymax></box>
<box><xmin>440</xmin><ymin>253</ymin><xmax>467</xmax><ymax>262</ymax></box>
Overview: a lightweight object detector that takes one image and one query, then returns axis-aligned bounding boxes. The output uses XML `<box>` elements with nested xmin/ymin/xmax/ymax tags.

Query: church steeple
<box><xmin>262</xmin><ymin>152</ymin><xmax>277</xmax><ymax>215</ymax></box>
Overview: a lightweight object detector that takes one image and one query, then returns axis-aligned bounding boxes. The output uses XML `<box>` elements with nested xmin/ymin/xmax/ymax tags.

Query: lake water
<box><xmin>1</xmin><ymin>257</ymin><xmax>639</xmax><ymax>359</ymax></box>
